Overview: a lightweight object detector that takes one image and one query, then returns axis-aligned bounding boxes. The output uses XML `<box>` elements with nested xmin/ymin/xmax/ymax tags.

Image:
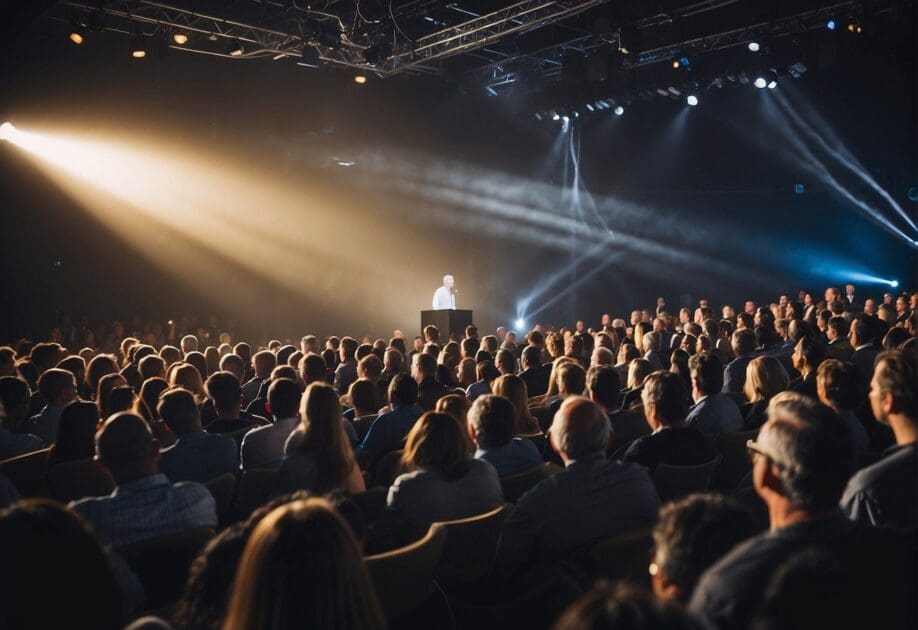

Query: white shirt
<box><xmin>432</xmin><ymin>286</ymin><xmax>455</xmax><ymax>310</ymax></box>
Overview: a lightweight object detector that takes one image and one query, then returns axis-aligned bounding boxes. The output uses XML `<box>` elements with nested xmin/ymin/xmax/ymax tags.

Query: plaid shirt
<box><xmin>70</xmin><ymin>473</ymin><xmax>217</xmax><ymax>548</ymax></box>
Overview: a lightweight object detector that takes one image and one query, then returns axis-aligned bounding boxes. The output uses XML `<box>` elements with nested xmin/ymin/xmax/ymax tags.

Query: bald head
<box><xmin>96</xmin><ymin>412</ymin><xmax>158</xmax><ymax>482</ymax></box>
<box><xmin>549</xmin><ymin>396</ymin><xmax>611</xmax><ymax>461</ymax></box>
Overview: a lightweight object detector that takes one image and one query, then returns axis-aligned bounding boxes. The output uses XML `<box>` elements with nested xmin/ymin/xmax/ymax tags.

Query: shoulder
<box><xmin>173</xmin><ymin>480</ymin><xmax>215</xmax><ymax>502</ymax></box>
<box><xmin>467</xmin><ymin>457</ymin><xmax>499</xmax><ymax>479</ymax></box>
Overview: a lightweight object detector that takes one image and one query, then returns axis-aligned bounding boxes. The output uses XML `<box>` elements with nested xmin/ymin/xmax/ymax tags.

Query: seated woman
<box><xmin>492</xmin><ymin>374</ymin><xmax>542</xmax><ymax>436</ymax></box>
<box><xmin>372</xmin><ymin>411</ymin><xmax>504</xmax><ymax>549</ymax></box>
<box><xmin>279</xmin><ymin>383</ymin><xmax>365</xmax><ymax>495</ymax></box>
<box><xmin>49</xmin><ymin>400</ymin><xmax>99</xmax><ymax>466</ymax></box>
<box><xmin>741</xmin><ymin>356</ymin><xmax>789</xmax><ymax>430</ymax></box>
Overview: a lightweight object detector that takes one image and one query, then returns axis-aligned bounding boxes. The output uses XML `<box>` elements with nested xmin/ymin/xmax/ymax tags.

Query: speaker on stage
<box><xmin>421</xmin><ymin>310</ymin><xmax>473</xmax><ymax>340</ymax></box>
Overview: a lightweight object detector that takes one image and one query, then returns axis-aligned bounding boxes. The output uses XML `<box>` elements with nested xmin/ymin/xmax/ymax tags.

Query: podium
<box><xmin>421</xmin><ymin>310</ymin><xmax>473</xmax><ymax>340</ymax></box>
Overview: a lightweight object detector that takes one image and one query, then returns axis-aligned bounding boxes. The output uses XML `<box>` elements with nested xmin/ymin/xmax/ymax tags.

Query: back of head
<box><xmin>233</xmin><ymin>342</ymin><xmax>252</xmax><ymax>364</ymax></box>
<box><xmin>158</xmin><ymin>387</ymin><xmax>201</xmax><ymax>435</ymax></box>
<box><xmin>30</xmin><ymin>342</ymin><xmax>62</xmax><ymax>373</ymax></box>
<box><xmin>521</xmin><ymin>344</ymin><xmax>542</xmax><ymax>369</ymax></box>
<box><xmin>816</xmin><ymin>359</ymin><xmax>861</xmax><ymax>411</ymax></box>
<box><xmin>0</xmin><ymin>376</ymin><xmax>31</xmax><ymax>429</ymax></box>
<box><xmin>402</xmin><ymin>411</ymin><xmax>471</xmax><ymax>479</ymax></box>
<box><xmin>0</xmin><ymin>499</ymin><xmax>123</xmax><ymax>630</ymax></box>
<box><xmin>205</xmin><ymin>371</ymin><xmax>242</xmax><ymax>412</ymax></box>
<box><xmin>468</xmin><ymin>395</ymin><xmax>515</xmax><ymax>449</ymax></box>
<box><xmin>759</xmin><ymin>396</ymin><xmax>854</xmax><ymax>510</ymax></box>
<box><xmin>38</xmin><ymin>368</ymin><xmax>76</xmax><ymax>404</ymax></box>
<box><xmin>688</xmin><ymin>352</ymin><xmax>724</xmax><ymax>396</ymax></box>
<box><xmin>184</xmin><ymin>352</ymin><xmax>208</xmax><ymax>381</ymax></box>
<box><xmin>357</xmin><ymin>354</ymin><xmax>383</xmax><ymax>380</ymax></box>
<box><xmin>268</xmin><ymin>378</ymin><xmax>301</xmax><ymax>419</ymax></box>
<box><xmin>435</xmin><ymin>394</ymin><xmax>472</xmax><ymax>425</ymax></box>
<box><xmin>414</xmin><ymin>351</ymin><xmax>437</xmax><ymax>378</ymax></box>
<box><xmin>138</xmin><ymin>354</ymin><xmax>166</xmax><ymax>381</ymax></box>
<box><xmin>222</xmin><ymin>498</ymin><xmax>384</xmax><ymax>630</ymax></box>
<box><xmin>652</xmin><ymin>493</ymin><xmax>758</xmax><ymax>603</ymax></box>
<box><xmin>300</xmin><ymin>353</ymin><xmax>327</xmax><ymax>384</ymax></box>
<box><xmin>587</xmin><ymin>365</ymin><xmax>622</xmax><ymax>410</ymax></box>
<box><xmin>389</xmin><ymin>373</ymin><xmax>419</xmax><ymax>406</ymax></box>
<box><xmin>495</xmin><ymin>348</ymin><xmax>516</xmax><ymax>374</ymax></box>
<box><xmin>276</xmin><ymin>345</ymin><xmax>297</xmax><ymax>367</ymax></box>
<box><xmin>732</xmin><ymin>329</ymin><xmax>756</xmax><ymax>355</ymax></box>
<box><xmin>52</xmin><ymin>400</ymin><xmax>100</xmax><ymax>463</ymax></box>
<box><xmin>340</xmin><ymin>337</ymin><xmax>359</xmax><ymax>361</ymax></box>
<box><xmin>348</xmin><ymin>378</ymin><xmax>378</xmax><ymax>416</ymax></box>
<box><xmin>86</xmin><ymin>354</ymin><xmax>119</xmax><ymax>392</ymax></box>
<box><xmin>138</xmin><ymin>377</ymin><xmax>169</xmax><ymax>421</ymax></box>
<box><xmin>96</xmin><ymin>412</ymin><xmax>156</xmax><ymax>480</ymax></box>
<box><xmin>642</xmin><ymin>371</ymin><xmax>689</xmax><ymax>426</ymax></box>
<box><xmin>252</xmin><ymin>350</ymin><xmax>277</xmax><ymax>377</ymax></box>
<box><xmin>549</xmin><ymin>396</ymin><xmax>610</xmax><ymax>460</ymax></box>
<box><xmin>744</xmin><ymin>356</ymin><xmax>789</xmax><ymax>403</ymax></box>
<box><xmin>56</xmin><ymin>355</ymin><xmax>86</xmax><ymax>379</ymax></box>
<box><xmin>557</xmin><ymin>361</ymin><xmax>587</xmax><ymax>396</ymax></box>
<box><xmin>794</xmin><ymin>336</ymin><xmax>825</xmax><ymax>369</ymax></box>
<box><xmin>554</xmin><ymin>581</ymin><xmax>697</xmax><ymax>630</ymax></box>
<box><xmin>300</xmin><ymin>384</ymin><xmax>347</xmax><ymax>491</ymax></box>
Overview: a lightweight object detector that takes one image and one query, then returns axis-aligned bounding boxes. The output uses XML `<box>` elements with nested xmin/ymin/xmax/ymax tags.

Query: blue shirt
<box><xmin>358</xmin><ymin>404</ymin><xmax>422</xmax><ymax>463</ymax></box>
<box><xmin>686</xmin><ymin>393</ymin><xmax>744</xmax><ymax>436</ymax></box>
<box><xmin>840</xmin><ymin>442</ymin><xmax>918</xmax><ymax>531</ymax></box>
<box><xmin>159</xmin><ymin>431</ymin><xmax>238</xmax><ymax>484</ymax></box>
<box><xmin>475</xmin><ymin>438</ymin><xmax>543</xmax><ymax>477</ymax></box>
<box><xmin>70</xmin><ymin>473</ymin><xmax>217</xmax><ymax>547</ymax></box>
<box><xmin>722</xmin><ymin>354</ymin><xmax>753</xmax><ymax>394</ymax></box>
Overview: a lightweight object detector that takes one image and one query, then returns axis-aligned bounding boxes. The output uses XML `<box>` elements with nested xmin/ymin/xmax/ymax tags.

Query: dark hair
<box><xmin>468</xmin><ymin>395</ymin><xmax>515</xmax><ymax>448</ymax></box>
<box><xmin>0</xmin><ymin>376</ymin><xmax>31</xmax><ymax>431</ymax></box>
<box><xmin>882</xmin><ymin>327</ymin><xmax>911</xmax><ymax>350</ymax></box>
<box><xmin>252</xmin><ymin>350</ymin><xmax>277</xmax><ymax>376</ymax></box>
<box><xmin>401</xmin><ymin>412</ymin><xmax>472</xmax><ymax>480</ymax></box>
<box><xmin>652</xmin><ymin>493</ymin><xmax>758</xmax><ymax>602</ymax></box>
<box><xmin>557</xmin><ymin>361</ymin><xmax>587</xmax><ymax>395</ymax></box>
<box><xmin>267</xmin><ymin>378</ymin><xmax>301</xmax><ymax>419</ymax></box>
<box><xmin>158</xmin><ymin>387</ymin><xmax>201</xmax><ymax>434</ymax></box>
<box><xmin>554</xmin><ymin>582</ymin><xmax>698</xmax><ymax>630</ymax></box>
<box><xmin>205</xmin><ymin>371</ymin><xmax>242</xmax><ymax>411</ymax></box>
<box><xmin>688</xmin><ymin>352</ymin><xmax>724</xmax><ymax>395</ymax></box>
<box><xmin>732</xmin><ymin>329</ymin><xmax>756</xmax><ymax>355</ymax></box>
<box><xmin>586</xmin><ymin>365</ymin><xmax>621</xmax><ymax>410</ymax></box>
<box><xmin>872</xmin><ymin>349</ymin><xmax>917</xmax><ymax>419</ymax></box>
<box><xmin>0</xmin><ymin>500</ymin><xmax>123</xmax><ymax>630</ymax></box>
<box><xmin>184</xmin><ymin>351</ymin><xmax>208</xmax><ymax>382</ymax></box>
<box><xmin>300</xmin><ymin>354</ymin><xmax>327</xmax><ymax>384</ymax></box>
<box><xmin>56</xmin><ymin>355</ymin><xmax>86</xmax><ymax>379</ymax></box>
<box><xmin>521</xmin><ymin>345</ymin><xmax>542</xmax><ymax>368</ymax></box>
<box><xmin>50</xmin><ymin>400</ymin><xmax>100</xmax><ymax>465</ymax></box>
<box><xmin>794</xmin><ymin>336</ymin><xmax>825</xmax><ymax>370</ymax></box>
<box><xmin>30</xmin><ymin>342</ymin><xmax>62</xmax><ymax>372</ymax></box>
<box><xmin>37</xmin><ymin>368</ymin><xmax>75</xmax><ymax>402</ymax></box>
<box><xmin>138</xmin><ymin>377</ymin><xmax>169</xmax><ymax>423</ymax></box>
<box><xmin>276</xmin><ymin>345</ymin><xmax>297</xmax><ymax>367</ymax></box>
<box><xmin>348</xmin><ymin>378</ymin><xmax>377</xmax><ymax>415</ymax></box>
<box><xmin>298</xmin><ymin>384</ymin><xmax>352</xmax><ymax>493</ymax></box>
<box><xmin>339</xmin><ymin>337</ymin><xmax>359</xmax><ymax>360</ymax></box>
<box><xmin>389</xmin><ymin>373</ymin><xmax>419</xmax><ymax>406</ymax></box>
<box><xmin>107</xmin><ymin>385</ymin><xmax>136</xmax><ymax>416</ymax></box>
<box><xmin>461</xmin><ymin>337</ymin><xmax>478</xmax><ymax>359</ymax></box>
<box><xmin>138</xmin><ymin>354</ymin><xmax>166</xmax><ymax>381</ymax></box>
<box><xmin>423</xmin><ymin>325</ymin><xmax>440</xmax><ymax>342</ymax></box>
<box><xmin>642</xmin><ymin>371</ymin><xmax>689</xmax><ymax>425</ymax></box>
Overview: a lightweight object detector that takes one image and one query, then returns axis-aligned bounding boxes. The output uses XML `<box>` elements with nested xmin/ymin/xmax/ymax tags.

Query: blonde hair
<box><xmin>169</xmin><ymin>363</ymin><xmax>206</xmax><ymax>403</ymax></box>
<box><xmin>492</xmin><ymin>374</ymin><xmax>540</xmax><ymax>435</ymax></box>
<box><xmin>743</xmin><ymin>355</ymin><xmax>789</xmax><ymax>403</ymax></box>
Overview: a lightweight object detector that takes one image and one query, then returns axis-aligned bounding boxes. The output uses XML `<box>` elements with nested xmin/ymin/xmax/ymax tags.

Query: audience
<box><xmin>357</xmin><ymin>373</ymin><xmax>423</xmax><ymax>467</ymax></box>
<box><xmin>685</xmin><ymin>353</ymin><xmax>743</xmax><ymax>436</ymax></box>
<box><xmin>492</xmin><ymin>373</ymin><xmax>542</xmax><ymax>435</ymax></box>
<box><xmin>158</xmin><ymin>388</ymin><xmax>238</xmax><ymax>484</ymax></box>
<box><xmin>27</xmin><ymin>367</ymin><xmax>78</xmax><ymax>443</ymax></box>
<box><xmin>0</xmin><ymin>376</ymin><xmax>44</xmax><ymax>458</ymax></box>
<box><xmin>742</xmin><ymin>356</ymin><xmax>789</xmax><ymax>430</ymax></box>
<box><xmin>240</xmin><ymin>378</ymin><xmax>301</xmax><ymax>469</ymax></box>
<box><xmin>49</xmin><ymin>400</ymin><xmax>100</xmax><ymax>465</ymax></box>
<box><xmin>555</xmin><ymin>582</ymin><xmax>699</xmax><ymax>630</ymax></box>
<box><xmin>204</xmin><ymin>371</ymin><xmax>268</xmax><ymax>434</ymax></box>
<box><xmin>815</xmin><ymin>359</ymin><xmax>870</xmax><ymax>462</ymax></box>
<box><xmin>70</xmin><ymin>412</ymin><xmax>217</xmax><ymax>546</ymax></box>
<box><xmin>468</xmin><ymin>395</ymin><xmax>543</xmax><ymax>476</ymax></box>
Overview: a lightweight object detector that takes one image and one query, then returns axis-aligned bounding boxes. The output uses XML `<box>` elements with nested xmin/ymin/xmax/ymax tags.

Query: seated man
<box><xmin>497</xmin><ymin>397</ymin><xmax>660</xmax><ymax>576</ymax></box>
<box><xmin>586</xmin><ymin>365</ymin><xmax>649</xmax><ymax>454</ymax></box>
<box><xmin>519</xmin><ymin>345</ymin><xmax>551</xmax><ymax>397</ymax></box>
<box><xmin>347</xmin><ymin>378</ymin><xmax>380</xmax><ymax>442</ymax></box>
<box><xmin>468</xmin><ymin>395</ymin><xmax>543</xmax><ymax>477</ymax></box>
<box><xmin>413</xmin><ymin>352</ymin><xmax>450</xmax><ymax>411</ymax></box>
<box><xmin>686</xmin><ymin>353</ymin><xmax>743</xmax><ymax>436</ymax></box>
<box><xmin>69</xmin><ymin>412</ymin><xmax>217</xmax><ymax>547</ymax></box>
<box><xmin>0</xmin><ymin>376</ymin><xmax>45</xmax><ymax>459</ymax></box>
<box><xmin>240</xmin><ymin>378</ymin><xmax>301</xmax><ymax>469</ymax></box>
<box><xmin>689</xmin><ymin>395</ymin><xmax>914</xmax><ymax>629</ymax></box>
<box><xmin>543</xmin><ymin>361</ymin><xmax>587</xmax><ymax>432</ymax></box>
<box><xmin>241</xmin><ymin>350</ymin><xmax>276</xmax><ymax>407</ymax></box>
<box><xmin>203</xmin><ymin>371</ymin><xmax>269</xmax><ymax>435</ymax></box>
<box><xmin>623</xmin><ymin>372</ymin><xmax>717</xmax><ymax>473</ymax></box>
<box><xmin>357</xmin><ymin>374</ymin><xmax>423</xmax><ymax>469</ymax></box>
<box><xmin>158</xmin><ymin>388</ymin><xmax>238</xmax><ymax>483</ymax></box>
<box><xmin>722</xmin><ymin>330</ymin><xmax>756</xmax><ymax>394</ymax></box>
<box><xmin>27</xmin><ymin>368</ymin><xmax>78</xmax><ymax>443</ymax></box>
<box><xmin>841</xmin><ymin>349</ymin><xmax>917</xmax><ymax>530</ymax></box>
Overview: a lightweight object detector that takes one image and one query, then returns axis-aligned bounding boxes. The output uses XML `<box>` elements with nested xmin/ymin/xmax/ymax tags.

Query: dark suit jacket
<box><xmin>622</xmin><ymin>426</ymin><xmax>717</xmax><ymax>473</ymax></box>
<box><xmin>417</xmin><ymin>378</ymin><xmax>450</xmax><ymax>411</ymax></box>
<box><xmin>851</xmin><ymin>346</ymin><xmax>879</xmax><ymax>384</ymax></box>
<box><xmin>160</xmin><ymin>431</ymin><xmax>239</xmax><ymax>483</ymax></box>
<box><xmin>788</xmin><ymin>372</ymin><xmax>818</xmax><ymax>399</ymax></box>
<box><xmin>519</xmin><ymin>364</ymin><xmax>552</xmax><ymax>398</ymax></box>
<box><xmin>826</xmin><ymin>338</ymin><xmax>853</xmax><ymax>362</ymax></box>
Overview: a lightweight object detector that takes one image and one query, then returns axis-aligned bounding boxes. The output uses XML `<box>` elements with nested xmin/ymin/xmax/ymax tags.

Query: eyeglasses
<box><xmin>747</xmin><ymin>439</ymin><xmax>783</xmax><ymax>468</ymax></box>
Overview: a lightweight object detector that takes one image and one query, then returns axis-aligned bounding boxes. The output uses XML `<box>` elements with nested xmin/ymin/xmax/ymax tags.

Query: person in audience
<box><xmin>413</xmin><ymin>351</ymin><xmax>450</xmax><ymax>409</ymax></box>
<box><xmin>742</xmin><ymin>356</ymin><xmax>789</xmax><ymax>430</ymax></box>
<box><xmin>58</xmin><ymin>354</ymin><xmax>92</xmax><ymax>400</ymax></box>
<box><xmin>218</xmin><ymin>353</ymin><xmax>246</xmax><ymax>384</ymax></box>
<box><xmin>158</xmin><ymin>388</ymin><xmax>238</xmax><ymax>483</ymax></box>
<box><xmin>136</xmin><ymin>377</ymin><xmax>174</xmax><ymax>447</ymax></box>
<box><xmin>348</xmin><ymin>378</ymin><xmax>380</xmax><ymax>430</ymax></box>
<box><xmin>649</xmin><ymin>493</ymin><xmax>758</xmax><ymax>603</ymax></box>
<box><xmin>170</xmin><ymin>363</ymin><xmax>207</xmax><ymax>404</ymax></box>
<box><xmin>493</xmin><ymin>373</ymin><xmax>541</xmax><ymax>435</ymax></box>
<box><xmin>333</xmin><ymin>336</ymin><xmax>359</xmax><ymax>395</ymax></box>
<box><xmin>686</xmin><ymin>353</ymin><xmax>743</xmax><ymax>436</ymax></box>
<box><xmin>0</xmin><ymin>376</ymin><xmax>44</xmax><ymax>458</ymax></box>
<box><xmin>108</xmin><ymin>385</ymin><xmax>137</xmax><ymax>416</ymax></box>
<box><xmin>623</xmin><ymin>372</ymin><xmax>717</xmax><ymax>472</ymax></box>
<box><xmin>825</xmin><ymin>316</ymin><xmax>853</xmax><ymax>362</ymax></box>
<box><xmin>49</xmin><ymin>400</ymin><xmax>100</xmax><ymax>465</ymax></box>
<box><xmin>689</xmin><ymin>394</ymin><xmax>913</xmax><ymax>629</ymax></box>
<box><xmin>204</xmin><ymin>371</ymin><xmax>268</xmax><ymax>434</ymax></box>
<box><xmin>643</xmin><ymin>331</ymin><xmax>665</xmax><ymax>370</ymax></box>
<box><xmin>28</xmin><ymin>367</ymin><xmax>78</xmax><ymax>443</ymax></box>
<box><xmin>222</xmin><ymin>498</ymin><xmax>385</xmax><ymax>630</ymax></box>
<box><xmin>0</xmin><ymin>499</ymin><xmax>124</xmax><ymax>630</ymax></box>
<box><xmin>497</xmin><ymin>397</ymin><xmax>660</xmax><ymax>575</ymax></box>
<box><xmin>456</xmin><ymin>356</ymin><xmax>477</xmax><ymax>389</ymax></box>
<box><xmin>622</xmin><ymin>358</ymin><xmax>654</xmax><ymax>410</ymax></box>
<box><xmin>241</xmin><ymin>350</ymin><xmax>276</xmax><ymax>406</ymax></box>
<box><xmin>357</xmin><ymin>373</ymin><xmax>422</xmax><ymax>468</ymax></box>
<box><xmin>848</xmin><ymin>317</ymin><xmax>878</xmax><ymax>384</ymax></box>
<box><xmin>545</xmin><ymin>361</ymin><xmax>587</xmax><ymax>430</ymax></box>
<box><xmin>723</xmin><ymin>329</ymin><xmax>757</xmax><ymax>394</ymax></box>
<box><xmin>240</xmin><ymin>378</ymin><xmax>301</xmax><ymax>470</ymax></box>
<box><xmin>374</xmin><ymin>411</ymin><xmax>503</xmax><ymax>547</ymax></box>
<box><xmin>468</xmin><ymin>395</ymin><xmax>542</xmax><ymax>476</ymax></box>
<box><xmin>435</xmin><ymin>393</ymin><xmax>472</xmax><ymax>426</ymax></box>
<box><xmin>519</xmin><ymin>345</ymin><xmax>552</xmax><ymax>397</ymax></box>
<box><xmin>789</xmin><ymin>336</ymin><xmax>824</xmax><ymax>398</ymax></box>
<box><xmin>465</xmin><ymin>360</ymin><xmax>500</xmax><ymax>402</ymax></box>
<box><xmin>816</xmin><ymin>360</ymin><xmax>870</xmax><ymax>463</ymax></box>
<box><xmin>555</xmin><ymin>582</ymin><xmax>698</xmax><ymax>630</ymax></box>
<box><xmin>279</xmin><ymin>383</ymin><xmax>365</xmax><ymax>494</ymax></box>
<box><xmin>97</xmin><ymin>372</ymin><xmax>128</xmax><ymax>419</ymax></box>
<box><xmin>69</xmin><ymin>412</ymin><xmax>217</xmax><ymax>547</ymax></box>
<box><xmin>86</xmin><ymin>353</ymin><xmax>119</xmax><ymax>400</ymax></box>
<box><xmin>669</xmin><ymin>348</ymin><xmax>692</xmax><ymax>393</ymax></box>
<box><xmin>840</xmin><ymin>349</ymin><xmax>917</xmax><ymax>530</ymax></box>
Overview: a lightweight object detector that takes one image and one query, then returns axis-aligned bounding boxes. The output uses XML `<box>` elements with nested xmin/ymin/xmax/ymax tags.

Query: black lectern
<box><xmin>421</xmin><ymin>310</ymin><xmax>473</xmax><ymax>340</ymax></box>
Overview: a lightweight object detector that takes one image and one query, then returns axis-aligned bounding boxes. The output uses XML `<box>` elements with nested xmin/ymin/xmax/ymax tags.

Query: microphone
<box><xmin>452</xmin><ymin>288</ymin><xmax>459</xmax><ymax>294</ymax></box>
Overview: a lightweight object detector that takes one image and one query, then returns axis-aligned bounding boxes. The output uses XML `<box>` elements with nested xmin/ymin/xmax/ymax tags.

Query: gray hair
<box><xmin>591</xmin><ymin>347</ymin><xmax>614</xmax><ymax>367</ymax></box>
<box><xmin>642</xmin><ymin>331</ymin><xmax>660</xmax><ymax>352</ymax></box>
<box><xmin>549</xmin><ymin>396</ymin><xmax>610</xmax><ymax>459</ymax></box>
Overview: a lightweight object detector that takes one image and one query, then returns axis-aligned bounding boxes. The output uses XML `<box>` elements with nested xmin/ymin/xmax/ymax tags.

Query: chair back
<box><xmin>116</xmin><ymin>527</ymin><xmax>214</xmax><ymax>608</ymax></box>
<box><xmin>500</xmin><ymin>462</ymin><xmax>562</xmax><ymax>502</ymax></box>
<box><xmin>519</xmin><ymin>432</ymin><xmax>548</xmax><ymax>457</ymax></box>
<box><xmin>48</xmin><ymin>458</ymin><xmax>114</xmax><ymax>503</ymax></box>
<box><xmin>365</xmin><ymin>523</ymin><xmax>447</xmax><ymax>620</ymax></box>
<box><xmin>0</xmin><ymin>447</ymin><xmax>52</xmax><ymax>498</ymax></box>
<box><xmin>203</xmin><ymin>473</ymin><xmax>237</xmax><ymax>525</ymax></box>
<box><xmin>652</xmin><ymin>455</ymin><xmax>722</xmax><ymax>503</ymax></box>
<box><xmin>435</xmin><ymin>504</ymin><xmax>511</xmax><ymax>587</ymax></box>
<box><xmin>713</xmin><ymin>429</ymin><xmax>759</xmax><ymax>491</ymax></box>
<box><xmin>370</xmin><ymin>449</ymin><xmax>404</xmax><ymax>488</ymax></box>
<box><xmin>589</xmin><ymin>527</ymin><xmax>654</xmax><ymax>587</ymax></box>
<box><xmin>234</xmin><ymin>467</ymin><xmax>280</xmax><ymax>518</ymax></box>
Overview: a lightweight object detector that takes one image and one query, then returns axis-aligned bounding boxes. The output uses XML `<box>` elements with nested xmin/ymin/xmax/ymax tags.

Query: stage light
<box><xmin>891</xmin><ymin>280</ymin><xmax>899</xmax><ymax>288</ymax></box>
<box><xmin>69</xmin><ymin>27</ymin><xmax>85</xmax><ymax>45</ymax></box>
<box><xmin>754</xmin><ymin>76</ymin><xmax>767</xmax><ymax>89</ymax></box>
<box><xmin>0</xmin><ymin>122</ymin><xmax>16</xmax><ymax>141</ymax></box>
<box><xmin>552</xmin><ymin>113</ymin><xmax>560</xmax><ymax>121</ymax></box>
<box><xmin>172</xmin><ymin>32</ymin><xmax>189</xmax><ymax>45</ymax></box>
<box><xmin>847</xmin><ymin>20</ymin><xmax>862</xmax><ymax>34</ymax></box>
<box><xmin>228</xmin><ymin>39</ymin><xmax>244</xmax><ymax>56</ymax></box>
<box><xmin>131</xmin><ymin>35</ymin><xmax>146</xmax><ymax>58</ymax></box>
<box><xmin>354</xmin><ymin>75</ymin><xmax>367</xmax><ymax>84</ymax></box>
<box><xmin>768</xmin><ymin>79</ymin><xmax>777</xmax><ymax>89</ymax></box>
<box><xmin>686</xmin><ymin>94</ymin><xmax>698</xmax><ymax>106</ymax></box>
<box><xmin>672</xmin><ymin>58</ymin><xmax>680</xmax><ymax>69</ymax></box>
<box><xmin>827</xmin><ymin>19</ymin><xmax>837</xmax><ymax>30</ymax></box>
<box><xmin>586</xmin><ymin>104</ymin><xmax>594</xmax><ymax>112</ymax></box>
<box><xmin>515</xmin><ymin>318</ymin><xmax>525</xmax><ymax>331</ymax></box>
<box><xmin>747</xmin><ymin>41</ymin><xmax>760</xmax><ymax>52</ymax></box>
<box><xmin>614</xmin><ymin>105</ymin><xmax>624</xmax><ymax>116</ymax></box>
<box><xmin>299</xmin><ymin>46</ymin><xmax>320</xmax><ymax>68</ymax></box>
